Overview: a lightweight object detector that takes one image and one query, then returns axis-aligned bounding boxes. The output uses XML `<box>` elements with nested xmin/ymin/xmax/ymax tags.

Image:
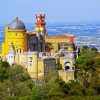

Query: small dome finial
<box><xmin>16</xmin><ymin>16</ymin><xmax>18</xmax><ymax>20</ymax></box>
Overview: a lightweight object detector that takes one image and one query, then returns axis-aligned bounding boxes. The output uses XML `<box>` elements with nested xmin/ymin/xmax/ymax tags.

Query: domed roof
<box><xmin>9</xmin><ymin>17</ymin><xmax>25</xmax><ymax>30</ymax></box>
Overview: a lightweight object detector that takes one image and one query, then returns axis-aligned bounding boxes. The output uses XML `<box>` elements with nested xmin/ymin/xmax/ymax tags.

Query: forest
<box><xmin>0</xmin><ymin>46</ymin><xmax>100</xmax><ymax>100</ymax></box>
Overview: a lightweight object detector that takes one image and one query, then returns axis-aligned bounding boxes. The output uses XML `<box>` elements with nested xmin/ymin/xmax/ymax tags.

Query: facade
<box><xmin>1</xmin><ymin>14</ymin><xmax>77</xmax><ymax>83</ymax></box>
<box><xmin>15</xmin><ymin>52</ymin><xmax>56</xmax><ymax>79</ymax></box>
<box><xmin>27</xmin><ymin>14</ymin><xmax>46</xmax><ymax>52</ymax></box>
<box><xmin>58</xmin><ymin>52</ymin><xmax>76</xmax><ymax>82</ymax></box>
<box><xmin>45</xmin><ymin>35</ymin><xmax>75</xmax><ymax>52</ymax></box>
<box><xmin>2</xmin><ymin>17</ymin><xmax>27</xmax><ymax>56</ymax></box>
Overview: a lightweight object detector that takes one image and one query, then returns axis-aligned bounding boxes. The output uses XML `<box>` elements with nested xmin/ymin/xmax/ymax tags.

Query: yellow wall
<box><xmin>15</xmin><ymin>52</ymin><xmax>39</xmax><ymax>79</ymax></box>
<box><xmin>58</xmin><ymin>71</ymin><xmax>74</xmax><ymax>83</ymax></box>
<box><xmin>16</xmin><ymin>54</ymin><xmax>27</xmax><ymax>69</ymax></box>
<box><xmin>14</xmin><ymin>52</ymin><xmax>57</xmax><ymax>80</ymax></box>
<box><xmin>38</xmin><ymin>60</ymin><xmax>44</xmax><ymax>78</ymax></box>
<box><xmin>27</xmin><ymin>52</ymin><xmax>38</xmax><ymax>79</ymax></box>
<box><xmin>2</xmin><ymin>25</ymin><xmax>27</xmax><ymax>56</ymax></box>
<box><xmin>45</xmin><ymin>36</ymin><xmax>69</xmax><ymax>43</ymax></box>
<box><xmin>45</xmin><ymin>36</ymin><xmax>74</xmax><ymax>52</ymax></box>
<box><xmin>1</xmin><ymin>42</ymin><xmax>6</xmax><ymax>56</ymax></box>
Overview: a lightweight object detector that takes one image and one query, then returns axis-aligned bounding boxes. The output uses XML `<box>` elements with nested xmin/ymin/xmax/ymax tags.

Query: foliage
<box><xmin>91</xmin><ymin>47</ymin><xmax>98</xmax><ymax>52</ymax></box>
<box><xmin>0</xmin><ymin>60</ymin><xmax>9</xmax><ymax>82</ymax></box>
<box><xmin>75</xmin><ymin>46</ymin><xmax>100</xmax><ymax>95</ymax></box>
<box><xmin>0</xmin><ymin>63</ymin><xmax>34</xmax><ymax>100</ymax></box>
<box><xmin>81</xmin><ymin>45</ymin><xmax>89</xmax><ymax>51</ymax></box>
<box><xmin>0</xmin><ymin>46</ymin><xmax>100</xmax><ymax>99</ymax></box>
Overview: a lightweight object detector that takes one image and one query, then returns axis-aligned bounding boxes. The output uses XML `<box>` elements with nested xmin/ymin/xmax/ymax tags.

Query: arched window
<box><xmin>65</xmin><ymin>66</ymin><xmax>70</xmax><ymax>71</ymax></box>
<box><xmin>64</xmin><ymin>61</ymin><xmax>71</xmax><ymax>71</ymax></box>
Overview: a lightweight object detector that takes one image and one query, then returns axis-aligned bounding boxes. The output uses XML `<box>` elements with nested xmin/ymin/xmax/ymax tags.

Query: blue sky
<box><xmin>0</xmin><ymin>0</ymin><xmax>100</xmax><ymax>23</ymax></box>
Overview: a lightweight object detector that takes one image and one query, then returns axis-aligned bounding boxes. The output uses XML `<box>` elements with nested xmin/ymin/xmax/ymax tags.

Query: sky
<box><xmin>0</xmin><ymin>0</ymin><xmax>100</xmax><ymax>24</ymax></box>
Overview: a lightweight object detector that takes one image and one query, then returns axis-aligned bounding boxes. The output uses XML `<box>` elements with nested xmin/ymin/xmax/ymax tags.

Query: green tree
<box><xmin>75</xmin><ymin>46</ymin><xmax>100</xmax><ymax>95</ymax></box>
<box><xmin>0</xmin><ymin>60</ymin><xmax>9</xmax><ymax>82</ymax></box>
<box><xmin>81</xmin><ymin>45</ymin><xmax>89</xmax><ymax>51</ymax></box>
<box><xmin>7</xmin><ymin>65</ymin><xmax>31</xmax><ymax>83</ymax></box>
<box><xmin>0</xmin><ymin>64</ymin><xmax>34</xmax><ymax>100</ymax></box>
<box><xmin>91</xmin><ymin>47</ymin><xmax>98</xmax><ymax>52</ymax></box>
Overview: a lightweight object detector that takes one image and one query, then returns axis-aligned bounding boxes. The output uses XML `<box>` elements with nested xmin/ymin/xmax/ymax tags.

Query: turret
<box><xmin>35</xmin><ymin>14</ymin><xmax>46</xmax><ymax>36</ymax></box>
<box><xmin>6</xmin><ymin>42</ymin><xmax>15</xmax><ymax>65</ymax></box>
<box><xmin>2</xmin><ymin>17</ymin><xmax>28</xmax><ymax>56</ymax></box>
<box><xmin>34</xmin><ymin>14</ymin><xmax>46</xmax><ymax>52</ymax></box>
<box><xmin>35</xmin><ymin>14</ymin><xmax>46</xmax><ymax>29</ymax></box>
<box><xmin>27</xmin><ymin>52</ymin><xmax>38</xmax><ymax>79</ymax></box>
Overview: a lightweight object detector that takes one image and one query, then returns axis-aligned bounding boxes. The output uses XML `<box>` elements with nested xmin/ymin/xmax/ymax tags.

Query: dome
<box><xmin>9</xmin><ymin>17</ymin><xmax>25</xmax><ymax>30</ymax></box>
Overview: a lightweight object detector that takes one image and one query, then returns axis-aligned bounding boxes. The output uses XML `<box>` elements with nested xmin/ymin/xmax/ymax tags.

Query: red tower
<box><xmin>69</xmin><ymin>35</ymin><xmax>75</xmax><ymax>43</ymax></box>
<box><xmin>35</xmin><ymin>14</ymin><xmax>46</xmax><ymax>30</ymax></box>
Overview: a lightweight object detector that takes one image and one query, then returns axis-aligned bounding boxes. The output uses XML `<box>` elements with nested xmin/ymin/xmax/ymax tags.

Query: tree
<box><xmin>0</xmin><ymin>60</ymin><xmax>9</xmax><ymax>82</ymax></box>
<box><xmin>76</xmin><ymin>50</ymin><xmax>97</xmax><ymax>71</ymax></box>
<box><xmin>75</xmin><ymin>46</ymin><xmax>100</xmax><ymax>94</ymax></box>
<box><xmin>7</xmin><ymin>65</ymin><xmax>31</xmax><ymax>83</ymax></box>
<box><xmin>91</xmin><ymin>47</ymin><xmax>98</xmax><ymax>52</ymax></box>
<box><xmin>81</xmin><ymin>45</ymin><xmax>89</xmax><ymax>52</ymax></box>
<box><xmin>0</xmin><ymin>64</ymin><xmax>34</xmax><ymax>99</ymax></box>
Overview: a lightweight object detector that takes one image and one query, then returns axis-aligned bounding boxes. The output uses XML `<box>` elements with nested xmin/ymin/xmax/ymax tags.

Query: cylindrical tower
<box><xmin>27</xmin><ymin>52</ymin><xmax>38</xmax><ymax>79</ymax></box>
<box><xmin>35</xmin><ymin>14</ymin><xmax>46</xmax><ymax>52</ymax></box>
<box><xmin>35</xmin><ymin>14</ymin><xmax>46</xmax><ymax>37</ymax></box>
<box><xmin>35</xmin><ymin>14</ymin><xmax>46</xmax><ymax>30</ymax></box>
<box><xmin>2</xmin><ymin>17</ymin><xmax>28</xmax><ymax>56</ymax></box>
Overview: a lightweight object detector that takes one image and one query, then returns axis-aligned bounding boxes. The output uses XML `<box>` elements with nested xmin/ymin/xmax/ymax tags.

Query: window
<box><xmin>11</xmin><ymin>56</ymin><xmax>13</xmax><ymax>58</ymax></box>
<box><xmin>65</xmin><ymin>66</ymin><xmax>70</xmax><ymax>71</ymax></box>
<box><xmin>65</xmin><ymin>47</ymin><xmax>68</xmax><ymax>50</ymax></box>
<box><xmin>65</xmin><ymin>62</ymin><xmax>71</xmax><ymax>71</ymax></box>
<box><xmin>16</xmin><ymin>33</ymin><xmax>18</xmax><ymax>36</ymax></box>
<box><xmin>29</xmin><ymin>57</ymin><xmax>33</xmax><ymax>62</ymax></box>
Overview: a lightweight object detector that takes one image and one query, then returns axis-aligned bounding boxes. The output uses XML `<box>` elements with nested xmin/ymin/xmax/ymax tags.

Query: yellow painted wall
<box><xmin>15</xmin><ymin>54</ymin><xmax>19</xmax><ymax>64</ymax></box>
<box><xmin>27</xmin><ymin>52</ymin><xmax>38</xmax><ymax>79</ymax></box>
<box><xmin>45</xmin><ymin>36</ymin><xmax>69</xmax><ymax>43</ymax></box>
<box><xmin>2</xmin><ymin>25</ymin><xmax>27</xmax><ymax>56</ymax></box>
<box><xmin>1</xmin><ymin>42</ymin><xmax>6</xmax><ymax>56</ymax></box>
<box><xmin>38</xmin><ymin>60</ymin><xmax>44</xmax><ymax>78</ymax></box>
<box><xmin>58</xmin><ymin>71</ymin><xmax>74</xmax><ymax>83</ymax></box>
<box><xmin>59</xmin><ymin>57</ymin><xmax>64</xmax><ymax>70</ymax></box>
<box><xmin>15</xmin><ymin>52</ymin><xmax>39</xmax><ymax>79</ymax></box>
<box><xmin>45</xmin><ymin>36</ymin><xmax>74</xmax><ymax>52</ymax></box>
<box><xmin>18</xmin><ymin>54</ymin><xmax>27</xmax><ymax>69</ymax></box>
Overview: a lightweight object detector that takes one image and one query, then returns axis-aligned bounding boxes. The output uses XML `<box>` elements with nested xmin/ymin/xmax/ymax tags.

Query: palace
<box><xmin>1</xmin><ymin>14</ymin><xmax>77</xmax><ymax>83</ymax></box>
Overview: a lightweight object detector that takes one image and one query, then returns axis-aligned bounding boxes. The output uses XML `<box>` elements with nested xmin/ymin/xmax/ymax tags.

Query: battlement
<box><xmin>36</xmin><ymin>14</ymin><xmax>45</xmax><ymax>19</ymax></box>
<box><xmin>35</xmin><ymin>13</ymin><xmax>46</xmax><ymax>30</ymax></box>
